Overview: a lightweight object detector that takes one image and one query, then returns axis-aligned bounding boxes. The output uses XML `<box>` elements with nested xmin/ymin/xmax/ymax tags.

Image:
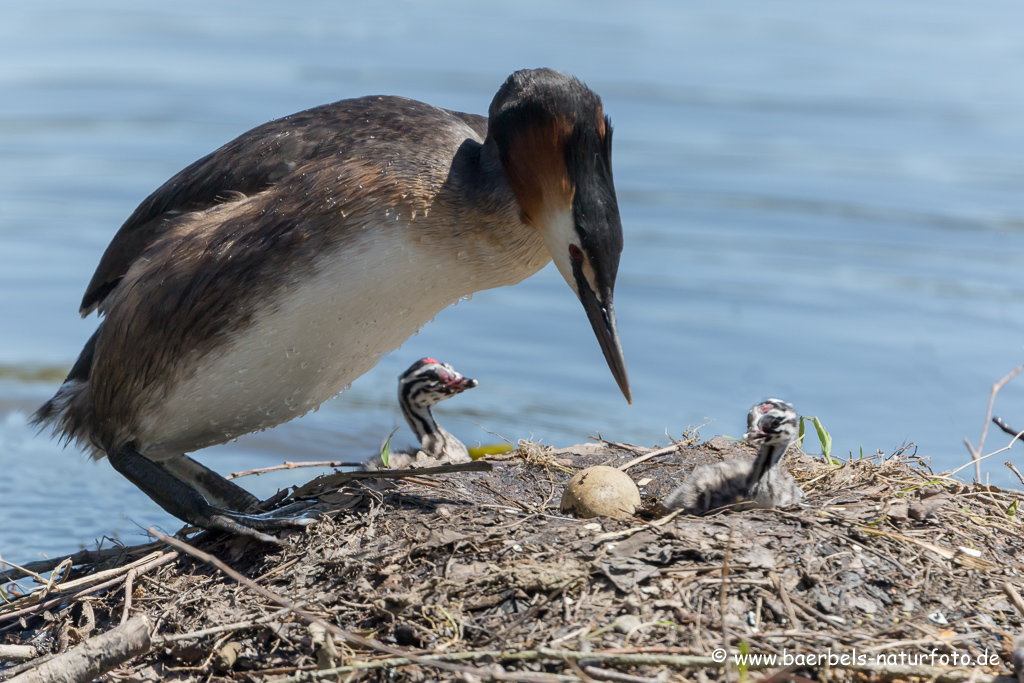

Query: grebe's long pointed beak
<box><xmin>572</xmin><ymin>258</ymin><xmax>631</xmax><ymax>405</ymax></box>
<box><xmin>541</xmin><ymin>190</ymin><xmax>631</xmax><ymax>404</ymax></box>
<box><xmin>489</xmin><ymin>71</ymin><xmax>630</xmax><ymax>403</ymax></box>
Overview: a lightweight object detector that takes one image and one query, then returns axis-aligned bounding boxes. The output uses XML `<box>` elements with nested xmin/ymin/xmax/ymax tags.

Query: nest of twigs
<box><xmin>2</xmin><ymin>437</ymin><xmax>1023</xmax><ymax>683</ymax></box>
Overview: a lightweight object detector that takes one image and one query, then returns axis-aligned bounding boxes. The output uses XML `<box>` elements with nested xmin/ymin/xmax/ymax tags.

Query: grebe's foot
<box><xmin>200</xmin><ymin>514</ymin><xmax>297</xmax><ymax>545</ymax></box>
<box><xmin>204</xmin><ymin>505</ymin><xmax>320</xmax><ymax>544</ymax></box>
<box><xmin>160</xmin><ymin>454</ymin><xmax>260</xmax><ymax>511</ymax></box>
<box><xmin>251</xmin><ymin>499</ymin><xmax>321</xmax><ymax>520</ymax></box>
<box><xmin>108</xmin><ymin>445</ymin><xmax>318</xmax><ymax>544</ymax></box>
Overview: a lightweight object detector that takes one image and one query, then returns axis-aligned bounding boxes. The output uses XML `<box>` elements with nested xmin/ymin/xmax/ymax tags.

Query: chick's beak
<box><xmin>450</xmin><ymin>377</ymin><xmax>478</xmax><ymax>393</ymax></box>
<box><xmin>745</xmin><ymin>430</ymin><xmax>767</xmax><ymax>444</ymax></box>
<box><xmin>573</xmin><ymin>259</ymin><xmax>631</xmax><ymax>405</ymax></box>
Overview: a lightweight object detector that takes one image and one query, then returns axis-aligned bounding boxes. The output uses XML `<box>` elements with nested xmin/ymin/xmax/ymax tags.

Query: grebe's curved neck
<box><xmin>744</xmin><ymin>400</ymin><xmax>799</xmax><ymax>495</ymax></box>
<box><xmin>397</xmin><ymin>359</ymin><xmax>475</xmax><ymax>460</ymax></box>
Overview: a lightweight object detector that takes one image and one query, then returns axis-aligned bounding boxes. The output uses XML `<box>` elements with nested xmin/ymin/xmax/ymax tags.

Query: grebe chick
<box><xmin>363</xmin><ymin>358</ymin><xmax>477</xmax><ymax>470</ymax></box>
<box><xmin>1012</xmin><ymin>633</ymin><xmax>1024</xmax><ymax>683</ymax></box>
<box><xmin>664</xmin><ymin>399</ymin><xmax>804</xmax><ymax>514</ymax></box>
<box><xmin>33</xmin><ymin>68</ymin><xmax>630</xmax><ymax>541</ymax></box>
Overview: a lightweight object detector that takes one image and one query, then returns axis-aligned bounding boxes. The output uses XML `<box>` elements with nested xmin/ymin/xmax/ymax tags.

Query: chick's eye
<box><xmin>569</xmin><ymin>244</ymin><xmax>585</xmax><ymax>262</ymax></box>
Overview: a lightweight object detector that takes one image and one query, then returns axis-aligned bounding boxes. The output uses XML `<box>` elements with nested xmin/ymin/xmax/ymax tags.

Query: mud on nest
<box><xmin>2</xmin><ymin>437</ymin><xmax>1024</xmax><ymax>682</ymax></box>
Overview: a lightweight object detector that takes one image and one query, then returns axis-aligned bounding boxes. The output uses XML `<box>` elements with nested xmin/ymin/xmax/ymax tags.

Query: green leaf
<box><xmin>379</xmin><ymin>427</ymin><xmax>400</xmax><ymax>468</ymax></box>
<box><xmin>812</xmin><ymin>416</ymin><xmax>833</xmax><ymax>461</ymax></box>
<box><xmin>1008</xmin><ymin>498</ymin><xmax>1019</xmax><ymax>518</ymax></box>
<box><xmin>859</xmin><ymin>446</ymin><xmax>864</xmax><ymax>459</ymax></box>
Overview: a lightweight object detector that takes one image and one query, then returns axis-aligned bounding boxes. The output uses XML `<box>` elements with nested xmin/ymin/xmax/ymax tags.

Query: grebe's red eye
<box><xmin>569</xmin><ymin>244</ymin><xmax>584</xmax><ymax>262</ymax></box>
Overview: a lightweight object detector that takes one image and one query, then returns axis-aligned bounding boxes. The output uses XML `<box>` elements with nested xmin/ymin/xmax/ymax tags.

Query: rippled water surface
<box><xmin>2</xmin><ymin>1</ymin><xmax>1023</xmax><ymax>563</ymax></box>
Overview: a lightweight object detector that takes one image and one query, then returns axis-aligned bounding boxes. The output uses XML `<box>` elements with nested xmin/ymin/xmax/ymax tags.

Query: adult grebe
<box><xmin>363</xmin><ymin>357</ymin><xmax>477</xmax><ymax>470</ymax></box>
<box><xmin>665</xmin><ymin>399</ymin><xmax>804</xmax><ymax>514</ymax></box>
<box><xmin>34</xmin><ymin>68</ymin><xmax>630</xmax><ymax>542</ymax></box>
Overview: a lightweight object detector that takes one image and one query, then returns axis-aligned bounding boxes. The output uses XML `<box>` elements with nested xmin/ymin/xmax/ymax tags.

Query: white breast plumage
<box><xmin>136</xmin><ymin>227</ymin><xmax>545</xmax><ymax>458</ymax></box>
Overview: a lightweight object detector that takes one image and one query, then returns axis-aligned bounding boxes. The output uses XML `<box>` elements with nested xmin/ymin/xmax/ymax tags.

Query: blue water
<box><xmin>2</xmin><ymin>0</ymin><xmax>1023</xmax><ymax>564</ymax></box>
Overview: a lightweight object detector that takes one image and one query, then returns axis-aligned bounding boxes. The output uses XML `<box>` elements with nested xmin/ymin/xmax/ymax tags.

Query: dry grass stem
<box><xmin>228</xmin><ymin>460</ymin><xmax>366</xmax><ymax>479</ymax></box>
<box><xmin>964</xmin><ymin>365</ymin><xmax>1022</xmax><ymax>482</ymax></box>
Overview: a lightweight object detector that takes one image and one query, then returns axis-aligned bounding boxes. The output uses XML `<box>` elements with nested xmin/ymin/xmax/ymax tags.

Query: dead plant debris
<box><xmin>2</xmin><ymin>438</ymin><xmax>1023</xmax><ymax>683</ymax></box>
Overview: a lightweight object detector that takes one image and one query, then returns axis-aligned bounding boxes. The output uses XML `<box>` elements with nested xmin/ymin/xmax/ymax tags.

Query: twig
<box><xmin>785</xmin><ymin>594</ymin><xmax>846</xmax><ymax>627</ymax></box>
<box><xmin>291</xmin><ymin>461</ymin><xmax>492</xmax><ymax>498</ymax></box>
<box><xmin>979</xmin><ymin>366</ymin><xmax>1021</xmax><ymax>455</ymax></box>
<box><xmin>853</xmin><ymin>525</ymin><xmax>996</xmax><ymax>571</ymax></box>
<box><xmin>838</xmin><ymin>663</ymin><xmax>1006</xmax><ymax>683</ymax></box>
<box><xmin>593</xmin><ymin>509</ymin><xmax>683</xmax><ymax>542</ymax></box>
<box><xmin>271</xmin><ymin>649</ymin><xmax>724</xmax><ymax>683</ymax></box>
<box><xmin>0</xmin><ymin>644</ymin><xmax>38</xmax><ymax>661</ymax></box>
<box><xmin>720</xmin><ymin>524</ymin><xmax>733</xmax><ymax>681</ymax></box>
<box><xmin>271</xmin><ymin>646</ymin><xmax>1013</xmax><ymax>683</ymax></box>
<box><xmin>120</xmin><ymin>569</ymin><xmax>136</xmax><ymax>625</ymax></box>
<box><xmin>768</xmin><ymin>571</ymin><xmax>800</xmax><ymax>631</ymax></box>
<box><xmin>0</xmin><ymin>560</ymin><xmax>48</xmax><ymax>586</ymax></box>
<box><xmin>228</xmin><ymin>460</ymin><xmax>365</xmax><ymax>479</ymax></box>
<box><xmin>0</xmin><ymin>552</ymin><xmax>178</xmax><ymax>624</ymax></box>
<box><xmin>0</xmin><ymin>551</ymin><xmax>164</xmax><ymax>615</ymax></box>
<box><xmin>0</xmin><ymin>541</ymin><xmax>161</xmax><ymax>584</ymax></box>
<box><xmin>1006</xmin><ymin>462</ymin><xmax>1024</xmax><ymax>489</ymax></box>
<box><xmin>861</xmin><ymin>633</ymin><xmax>977</xmax><ymax>653</ymax></box>
<box><xmin>582</xmin><ymin>666</ymin><xmax>661</xmax><ymax>683</ymax></box>
<box><xmin>1003</xmin><ymin>583</ymin><xmax>1024</xmax><ymax>617</ymax></box>
<box><xmin>963</xmin><ymin>434</ymin><xmax>984</xmax><ymax>484</ymax></box>
<box><xmin>617</xmin><ymin>444</ymin><xmax>681</xmax><ymax>472</ymax></box>
<box><xmin>948</xmin><ymin>441</ymin><xmax>1021</xmax><ymax>480</ymax></box>
<box><xmin>40</xmin><ymin>559</ymin><xmax>72</xmax><ymax>597</ymax></box>
<box><xmin>153</xmin><ymin>603</ymin><xmax>301</xmax><ymax>645</ymax></box>
<box><xmin>148</xmin><ymin>529</ymin><xmax>345</xmax><ymax>633</ymax></box>
<box><xmin>965</xmin><ymin>366</ymin><xmax>1022</xmax><ymax>482</ymax></box>
<box><xmin>147</xmin><ymin>529</ymin><xmax>558</xmax><ymax>682</ymax></box>
<box><xmin>5</xmin><ymin>615</ymin><xmax>151</xmax><ymax>683</ymax></box>
<box><xmin>776</xmin><ymin>510</ymin><xmax>915</xmax><ymax>578</ymax></box>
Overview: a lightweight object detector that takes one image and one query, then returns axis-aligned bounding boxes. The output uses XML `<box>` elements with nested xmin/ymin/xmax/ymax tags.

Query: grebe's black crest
<box><xmin>487</xmin><ymin>69</ymin><xmax>629</xmax><ymax>403</ymax></box>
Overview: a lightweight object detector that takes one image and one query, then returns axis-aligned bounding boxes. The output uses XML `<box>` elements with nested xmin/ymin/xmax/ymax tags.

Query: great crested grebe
<box><xmin>34</xmin><ymin>68</ymin><xmax>630</xmax><ymax>542</ymax></box>
<box><xmin>665</xmin><ymin>399</ymin><xmax>804</xmax><ymax>514</ymax></box>
<box><xmin>363</xmin><ymin>357</ymin><xmax>477</xmax><ymax>470</ymax></box>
